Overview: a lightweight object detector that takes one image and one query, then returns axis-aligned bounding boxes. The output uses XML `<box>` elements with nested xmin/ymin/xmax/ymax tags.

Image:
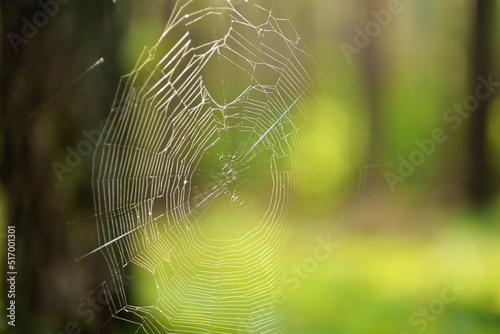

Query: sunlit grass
<box><xmin>281</xmin><ymin>213</ymin><xmax>500</xmax><ymax>333</ymax></box>
<box><xmin>126</xmin><ymin>209</ymin><xmax>500</xmax><ymax>333</ymax></box>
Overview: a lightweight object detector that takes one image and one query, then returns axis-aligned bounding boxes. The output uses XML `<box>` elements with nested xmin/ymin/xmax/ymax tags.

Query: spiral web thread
<box><xmin>90</xmin><ymin>0</ymin><xmax>333</xmax><ymax>333</ymax></box>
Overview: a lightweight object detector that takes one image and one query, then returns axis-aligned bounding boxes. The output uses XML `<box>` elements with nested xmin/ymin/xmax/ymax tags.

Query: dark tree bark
<box><xmin>1</xmin><ymin>1</ymin><xmax>122</xmax><ymax>332</ymax></box>
<box><xmin>466</xmin><ymin>0</ymin><xmax>497</xmax><ymax>203</ymax></box>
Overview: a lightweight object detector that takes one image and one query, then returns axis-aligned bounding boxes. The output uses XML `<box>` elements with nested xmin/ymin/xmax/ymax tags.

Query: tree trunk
<box><xmin>466</xmin><ymin>0</ymin><xmax>496</xmax><ymax>203</ymax></box>
<box><xmin>360</xmin><ymin>0</ymin><xmax>385</xmax><ymax>188</ymax></box>
<box><xmin>1</xmin><ymin>1</ymin><xmax>122</xmax><ymax>332</ymax></box>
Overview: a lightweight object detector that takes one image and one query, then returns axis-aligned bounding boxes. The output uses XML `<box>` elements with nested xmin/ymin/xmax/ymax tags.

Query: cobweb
<box><xmin>91</xmin><ymin>0</ymin><xmax>350</xmax><ymax>333</ymax></box>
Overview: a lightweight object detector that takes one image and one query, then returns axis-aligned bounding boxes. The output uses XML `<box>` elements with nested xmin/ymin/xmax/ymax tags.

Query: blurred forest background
<box><xmin>1</xmin><ymin>0</ymin><xmax>500</xmax><ymax>333</ymax></box>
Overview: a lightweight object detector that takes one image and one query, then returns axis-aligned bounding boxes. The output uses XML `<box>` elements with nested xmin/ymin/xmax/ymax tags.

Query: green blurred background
<box><xmin>1</xmin><ymin>0</ymin><xmax>500</xmax><ymax>333</ymax></box>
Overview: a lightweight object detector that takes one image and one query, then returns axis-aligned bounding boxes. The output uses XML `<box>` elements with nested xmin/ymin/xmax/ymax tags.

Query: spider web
<box><xmin>90</xmin><ymin>0</ymin><xmax>355</xmax><ymax>333</ymax></box>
